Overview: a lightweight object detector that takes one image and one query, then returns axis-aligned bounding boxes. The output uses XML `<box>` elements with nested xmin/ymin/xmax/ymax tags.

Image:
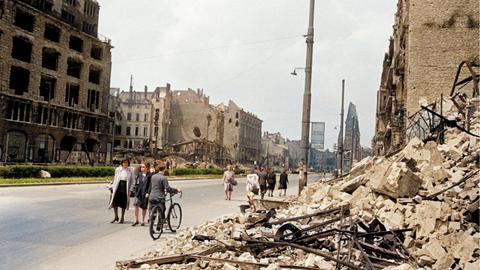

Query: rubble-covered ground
<box><xmin>117</xmin><ymin>98</ymin><xmax>479</xmax><ymax>270</ymax></box>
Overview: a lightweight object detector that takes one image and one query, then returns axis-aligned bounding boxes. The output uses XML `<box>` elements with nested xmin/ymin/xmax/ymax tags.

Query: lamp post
<box><xmin>291</xmin><ymin>0</ymin><xmax>315</xmax><ymax>196</ymax></box>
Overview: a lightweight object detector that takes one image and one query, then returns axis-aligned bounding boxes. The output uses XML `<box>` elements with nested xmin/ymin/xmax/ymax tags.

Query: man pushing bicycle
<box><xmin>146</xmin><ymin>161</ymin><xmax>182</xmax><ymax>223</ymax></box>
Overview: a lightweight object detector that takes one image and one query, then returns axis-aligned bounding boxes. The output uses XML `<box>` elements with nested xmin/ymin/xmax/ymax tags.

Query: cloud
<box><xmin>98</xmin><ymin>0</ymin><xmax>396</xmax><ymax>149</ymax></box>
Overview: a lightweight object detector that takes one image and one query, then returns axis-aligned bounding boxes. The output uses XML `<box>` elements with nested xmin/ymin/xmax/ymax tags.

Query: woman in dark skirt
<box><xmin>109</xmin><ymin>159</ymin><xmax>134</xmax><ymax>224</ymax></box>
<box><xmin>278</xmin><ymin>170</ymin><xmax>289</xmax><ymax>196</ymax></box>
<box><xmin>132</xmin><ymin>162</ymin><xmax>152</xmax><ymax>226</ymax></box>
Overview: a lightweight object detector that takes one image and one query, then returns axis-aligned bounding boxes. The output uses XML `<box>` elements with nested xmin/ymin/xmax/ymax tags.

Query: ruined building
<box><xmin>0</xmin><ymin>0</ymin><xmax>113</xmax><ymax>164</ymax></box>
<box><xmin>110</xmin><ymin>83</ymin><xmax>171</xmax><ymax>155</ymax></box>
<box><xmin>373</xmin><ymin>0</ymin><xmax>480</xmax><ymax>156</ymax></box>
<box><xmin>338</xmin><ymin>102</ymin><xmax>361</xmax><ymax>172</ymax></box>
<box><xmin>222</xmin><ymin>100</ymin><xmax>262</xmax><ymax>164</ymax></box>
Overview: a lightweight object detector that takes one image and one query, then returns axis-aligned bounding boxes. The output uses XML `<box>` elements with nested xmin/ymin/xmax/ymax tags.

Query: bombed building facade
<box><xmin>0</xmin><ymin>0</ymin><xmax>113</xmax><ymax>164</ymax></box>
<box><xmin>111</xmin><ymin>83</ymin><xmax>171</xmax><ymax>155</ymax></box>
<box><xmin>339</xmin><ymin>102</ymin><xmax>362</xmax><ymax>172</ymax></box>
<box><xmin>373</xmin><ymin>0</ymin><xmax>480</xmax><ymax>156</ymax></box>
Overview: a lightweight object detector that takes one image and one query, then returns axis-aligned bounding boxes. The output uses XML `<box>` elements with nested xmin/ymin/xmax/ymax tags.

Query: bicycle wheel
<box><xmin>149</xmin><ymin>205</ymin><xmax>163</xmax><ymax>240</ymax></box>
<box><xmin>167</xmin><ymin>203</ymin><xmax>182</xmax><ymax>232</ymax></box>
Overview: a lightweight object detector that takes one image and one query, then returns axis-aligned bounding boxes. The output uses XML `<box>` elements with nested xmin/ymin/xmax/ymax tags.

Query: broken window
<box><xmin>114</xmin><ymin>140</ymin><xmax>120</xmax><ymax>147</ymax></box>
<box><xmin>44</xmin><ymin>23</ymin><xmax>60</xmax><ymax>42</ymax></box>
<box><xmin>87</xmin><ymin>89</ymin><xmax>100</xmax><ymax>111</ymax></box>
<box><xmin>88</xmin><ymin>67</ymin><xmax>101</xmax><ymax>84</ymax></box>
<box><xmin>90</xmin><ymin>45</ymin><xmax>102</xmax><ymax>60</ymax></box>
<box><xmin>36</xmin><ymin>105</ymin><xmax>57</xmax><ymax>126</ymax></box>
<box><xmin>135</xmin><ymin>126</ymin><xmax>139</xmax><ymax>136</ymax></box>
<box><xmin>126</xmin><ymin>127</ymin><xmax>131</xmax><ymax>136</ymax></box>
<box><xmin>14</xmin><ymin>9</ymin><xmax>34</xmax><ymax>32</ymax></box>
<box><xmin>82</xmin><ymin>21</ymin><xmax>96</xmax><ymax>36</ymax></box>
<box><xmin>39</xmin><ymin>75</ymin><xmax>56</xmax><ymax>101</ymax></box>
<box><xmin>11</xmin><ymin>36</ymin><xmax>32</xmax><ymax>63</ymax></box>
<box><xmin>61</xmin><ymin>9</ymin><xmax>75</xmax><ymax>24</ymax></box>
<box><xmin>136</xmin><ymin>113</ymin><xmax>139</xmax><ymax>121</ymax></box>
<box><xmin>115</xmin><ymin>125</ymin><xmax>121</xmax><ymax>135</ymax></box>
<box><xmin>83</xmin><ymin>116</ymin><xmax>97</xmax><ymax>132</ymax></box>
<box><xmin>127</xmin><ymin>113</ymin><xmax>131</xmax><ymax>121</ymax></box>
<box><xmin>67</xmin><ymin>58</ymin><xmax>82</xmax><ymax>78</ymax></box>
<box><xmin>84</xmin><ymin>0</ymin><xmax>98</xmax><ymax>17</ymax></box>
<box><xmin>42</xmin><ymin>48</ymin><xmax>59</xmax><ymax>70</ymax></box>
<box><xmin>62</xmin><ymin>112</ymin><xmax>79</xmax><ymax>129</ymax></box>
<box><xmin>6</xmin><ymin>131</ymin><xmax>27</xmax><ymax>162</ymax></box>
<box><xmin>65</xmin><ymin>83</ymin><xmax>79</xmax><ymax>106</ymax></box>
<box><xmin>6</xmin><ymin>100</ymin><xmax>31</xmax><ymax>122</ymax></box>
<box><xmin>69</xmin><ymin>35</ymin><xmax>83</xmax><ymax>52</ymax></box>
<box><xmin>9</xmin><ymin>66</ymin><xmax>29</xmax><ymax>95</ymax></box>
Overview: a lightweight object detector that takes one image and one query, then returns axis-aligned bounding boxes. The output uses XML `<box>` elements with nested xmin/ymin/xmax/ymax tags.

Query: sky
<box><xmin>97</xmin><ymin>0</ymin><xmax>397</xmax><ymax>150</ymax></box>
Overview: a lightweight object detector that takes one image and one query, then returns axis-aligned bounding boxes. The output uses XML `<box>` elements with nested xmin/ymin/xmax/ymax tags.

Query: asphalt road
<box><xmin>0</xmin><ymin>174</ymin><xmax>313</xmax><ymax>270</ymax></box>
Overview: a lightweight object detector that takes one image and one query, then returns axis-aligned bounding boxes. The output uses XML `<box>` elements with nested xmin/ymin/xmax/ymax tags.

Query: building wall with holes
<box><xmin>0</xmin><ymin>0</ymin><xmax>112</xmax><ymax>164</ymax></box>
<box><xmin>405</xmin><ymin>0</ymin><xmax>479</xmax><ymax>115</ymax></box>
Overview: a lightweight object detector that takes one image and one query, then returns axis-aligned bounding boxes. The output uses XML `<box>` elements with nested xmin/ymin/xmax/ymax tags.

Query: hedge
<box><xmin>0</xmin><ymin>165</ymin><xmax>115</xmax><ymax>179</ymax></box>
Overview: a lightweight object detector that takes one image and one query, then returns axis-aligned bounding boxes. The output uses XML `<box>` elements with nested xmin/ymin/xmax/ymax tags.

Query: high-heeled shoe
<box><xmin>110</xmin><ymin>217</ymin><xmax>119</xmax><ymax>223</ymax></box>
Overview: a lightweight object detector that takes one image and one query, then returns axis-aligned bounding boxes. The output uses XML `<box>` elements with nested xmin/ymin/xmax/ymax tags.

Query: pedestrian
<box><xmin>109</xmin><ymin>159</ymin><xmax>134</xmax><ymax>224</ymax></box>
<box><xmin>166</xmin><ymin>159</ymin><xmax>171</xmax><ymax>174</ymax></box>
<box><xmin>146</xmin><ymin>161</ymin><xmax>182</xmax><ymax>226</ymax></box>
<box><xmin>258</xmin><ymin>167</ymin><xmax>268</xmax><ymax>200</ymax></box>
<box><xmin>246</xmin><ymin>169</ymin><xmax>260</xmax><ymax>213</ymax></box>
<box><xmin>267</xmin><ymin>168</ymin><xmax>276</xmax><ymax>197</ymax></box>
<box><xmin>132</xmin><ymin>163</ymin><xmax>152</xmax><ymax>226</ymax></box>
<box><xmin>278</xmin><ymin>170</ymin><xmax>289</xmax><ymax>196</ymax></box>
<box><xmin>223</xmin><ymin>165</ymin><xmax>236</xmax><ymax>200</ymax></box>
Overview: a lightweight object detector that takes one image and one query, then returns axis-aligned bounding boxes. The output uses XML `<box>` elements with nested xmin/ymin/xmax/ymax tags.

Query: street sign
<box><xmin>311</xmin><ymin>122</ymin><xmax>325</xmax><ymax>150</ymax></box>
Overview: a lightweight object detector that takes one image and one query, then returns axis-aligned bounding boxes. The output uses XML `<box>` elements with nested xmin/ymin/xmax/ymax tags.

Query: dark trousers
<box><xmin>149</xmin><ymin>199</ymin><xmax>166</xmax><ymax>220</ymax></box>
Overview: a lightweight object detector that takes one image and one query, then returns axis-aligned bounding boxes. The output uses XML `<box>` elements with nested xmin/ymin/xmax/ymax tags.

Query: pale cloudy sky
<box><xmin>97</xmin><ymin>0</ymin><xmax>397</xmax><ymax>150</ymax></box>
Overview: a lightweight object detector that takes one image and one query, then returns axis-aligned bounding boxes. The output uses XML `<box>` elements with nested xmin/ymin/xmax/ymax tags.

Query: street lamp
<box><xmin>290</xmin><ymin>67</ymin><xmax>305</xmax><ymax>76</ymax></box>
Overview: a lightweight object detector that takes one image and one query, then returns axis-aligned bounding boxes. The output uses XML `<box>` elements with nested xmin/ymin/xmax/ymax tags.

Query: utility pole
<box><xmin>299</xmin><ymin>0</ymin><xmax>315</xmax><ymax>196</ymax></box>
<box><xmin>339</xmin><ymin>79</ymin><xmax>345</xmax><ymax>175</ymax></box>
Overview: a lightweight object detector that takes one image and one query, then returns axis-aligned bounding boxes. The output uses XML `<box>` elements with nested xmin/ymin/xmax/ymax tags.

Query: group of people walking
<box><xmin>108</xmin><ymin>159</ymin><xmax>181</xmax><ymax>226</ymax></box>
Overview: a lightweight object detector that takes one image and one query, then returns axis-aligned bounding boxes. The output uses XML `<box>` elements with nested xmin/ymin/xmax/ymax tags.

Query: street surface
<box><xmin>0</xmin><ymin>174</ymin><xmax>319</xmax><ymax>270</ymax></box>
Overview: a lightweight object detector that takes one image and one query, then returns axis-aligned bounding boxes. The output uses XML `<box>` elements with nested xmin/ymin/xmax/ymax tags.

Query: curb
<box><xmin>0</xmin><ymin>176</ymin><xmax>247</xmax><ymax>188</ymax></box>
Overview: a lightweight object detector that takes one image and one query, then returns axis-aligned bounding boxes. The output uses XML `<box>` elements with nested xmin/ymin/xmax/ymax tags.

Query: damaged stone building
<box><xmin>0</xmin><ymin>0</ymin><xmax>113</xmax><ymax>164</ymax></box>
<box><xmin>110</xmin><ymin>83</ymin><xmax>171</xmax><ymax>155</ymax></box>
<box><xmin>373</xmin><ymin>0</ymin><xmax>480</xmax><ymax>156</ymax></box>
<box><xmin>338</xmin><ymin>102</ymin><xmax>362</xmax><ymax>172</ymax></box>
<box><xmin>262</xmin><ymin>132</ymin><xmax>289</xmax><ymax>168</ymax></box>
<box><xmin>221</xmin><ymin>100</ymin><xmax>262</xmax><ymax>164</ymax></box>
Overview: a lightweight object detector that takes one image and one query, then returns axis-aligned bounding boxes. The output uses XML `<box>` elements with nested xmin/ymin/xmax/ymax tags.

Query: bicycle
<box><xmin>149</xmin><ymin>192</ymin><xmax>183</xmax><ymax>240</ymax></box>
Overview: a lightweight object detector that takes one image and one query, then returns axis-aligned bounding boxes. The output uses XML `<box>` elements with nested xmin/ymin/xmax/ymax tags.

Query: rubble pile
<box><xmin>117</xmin><ymin>98</ymin><xmax>479</xmax><ymax>270</ymax></box>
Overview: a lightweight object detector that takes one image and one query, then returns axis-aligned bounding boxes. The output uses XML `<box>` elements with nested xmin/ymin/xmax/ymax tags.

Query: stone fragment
<box><xmin>368</xmin><ymin>162</ymin><xmax>423</xmax><ymax>199</ymax></box>
<box><xmin>223</xmin><ymin>263</ymin><xmax>237</xmax><ymax>270</ymax></box>
<box><xmin>340</xmin><ymin>175</ymin><xmax>368</xmax><ymax>193</ymax></box>
<box><xmin>39</xmin><ymin>170</ymin><xmax>51</xmax><ymax>178</ymax></box>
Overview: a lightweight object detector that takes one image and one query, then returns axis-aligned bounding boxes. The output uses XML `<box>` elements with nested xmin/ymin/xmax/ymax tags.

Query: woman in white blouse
<box><xmin>108</xmin><ymin>159</ymin><xmax>134</xmax><ymax>223</ymax></box>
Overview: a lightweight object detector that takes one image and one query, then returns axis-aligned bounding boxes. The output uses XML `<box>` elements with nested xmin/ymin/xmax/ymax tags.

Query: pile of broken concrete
<box><xmin>117</xmin><ymin>98</ymin><xmax>479</xmax><ymax>270</ymax></box>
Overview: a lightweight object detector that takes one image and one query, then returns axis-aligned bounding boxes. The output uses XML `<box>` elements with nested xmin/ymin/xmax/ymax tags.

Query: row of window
<box><xmin>9</xmin><ymin>65</ymin><xmax>102</xmax><ymax>110</ymax></box>
<box><xmin>14</xmin><ymin>8</ymin><xmax>103</xmax><ymax>58</ymax></box>
<box><xmin>4</xmin><ymin>99</ymin><xmax>103</xmax><ymax>132</ymax></box>
<box><xmin>126</xmin><ymin>112</ymin><xmax>149</xmax><ymax>122</ymax></box>
<box><xmin>11</xmin><ymin>36</ymin><xmax>103</xmax><ymax>84</ymax></box>
<box><xmin>115</xmin><ymin>125</ymin><xmax>149</xmax><ymax>137</ymax></box>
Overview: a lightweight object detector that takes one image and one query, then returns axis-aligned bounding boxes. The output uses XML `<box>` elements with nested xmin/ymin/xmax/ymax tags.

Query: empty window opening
<box><xmin>67</xmin><ymin>58</ymin><xmax>82</xmax><ymax>78</ymax></box>
<box><xmin>127</xmin><ymin>113</ymin><xmax>131</xmax><ymax>121</ymax></box>
<box><xmin>11</xmin><ymin>36</ymin><xmax>32</xmax><ymax>63</ymax></box>
<box><xmin>65</xmin><ymin>83</ymin><xmax>79</xmax><ymax>106</ymax></box>
<box><xmin>9</xmin><ymin>66</ymin><xmax>30</xmax><ymax>95</ymax></box>
<box><xmin>88</xmin><ymin>67</ymin><xmax>101</xmax><ymax>84</ymax></box>
<box><xmin>62</xmin><ymin>112</ymin><xmax>79</xmax><ymax>129</ymax></box>
<box><xmin>61</xmin><ymin>9</ymin><xmax>75</xmax><ymax>24</ymax></box>
<box><xmin>44</xmin><ymin>23</ymin><xmax>60</xmax><ymax>42</ymax></box>
<box><xmin>90</xmin><ymin>45</ymin><xmax>102</xmax><ymax>60</ymax></box>
<box><xmin>82</xmin><ymin>21</ymin><xmax>96</xmax><ymax>36</ymax></box>
<box><xmin>144</xmin><ymin>113</ymin><xmax>148</xmax><ymax>122</ymax></box>
<box><xmin>69</xmin><ymin>36</ymin><xmax>83</xmax><ymax>52</ymax></box>
<box><xmin>135</xmin><ymin>113</ymin><xmax>139</xmax><ymax>121</ymax></box>
<box><xmin>42</xmin><ymin>48</ymin><xmax>59</xmax><ymax>70</ymax></box>
<box><xmin>144</xmin><ymin>127</ymin><xmax>148</xmax><ymax>137</ymax></box>
<box><xmin>14</xmin><ymin>9</ymin><xmax>34</xmax><ymax>32</ymax></box>
<box><xmin>83</xmin><ymin>116</ymin><xmax>97</xmax><ymax>132</ymax></box>
<box><xmin>126</xmin><ymin>127</ymin><xmax>131</xmax><ymax>136</ymax></box>
<box><xmin>87</xmin><ymin>89</ymin><xmax>100</xmax><ymax>111</ymax></box>
<box><xmin>39</xmin><ymin>76</ymin><xmax>56</xmax><ymax>101</ymax></box>
<box><xmin>115</xmin><ymin>125</ymin><xmax>121</xmax><ymax>135</ymax></box>
<box><xmin>6</xmin><ymin>100</ymin><xmax>31</xmax><ymax>122</ymax></box>
<box><xmin>64</xmin><ymin>0</ymin><xmax>76</xmax><ymax>6</ymax></box>
<box><xmin>36</xmin><ymin>106</ymin><xmax>57</xmax><ymax>126</ymax></box>
<box><xmin>135</xmin><ymin>126</ymin><xmax>139</xmax><ymax>136</ymax></box>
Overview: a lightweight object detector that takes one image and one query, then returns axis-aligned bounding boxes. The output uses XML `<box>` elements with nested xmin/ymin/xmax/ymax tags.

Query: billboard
<box><xmin>311</xmin><ymin>122</ymin><xmax>325</xmax><ymax>150</ymax></box>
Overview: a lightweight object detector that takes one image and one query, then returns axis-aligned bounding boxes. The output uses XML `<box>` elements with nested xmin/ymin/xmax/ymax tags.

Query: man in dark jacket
<box><xmin>258</xmin><ymin>167</ymin><xmax>268</xmax><ymax>199</ymax></box>
<box><xmin>146</xmin><ymin>161</ymin><xmax>181</xmax><ymax>221</ymax></box>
